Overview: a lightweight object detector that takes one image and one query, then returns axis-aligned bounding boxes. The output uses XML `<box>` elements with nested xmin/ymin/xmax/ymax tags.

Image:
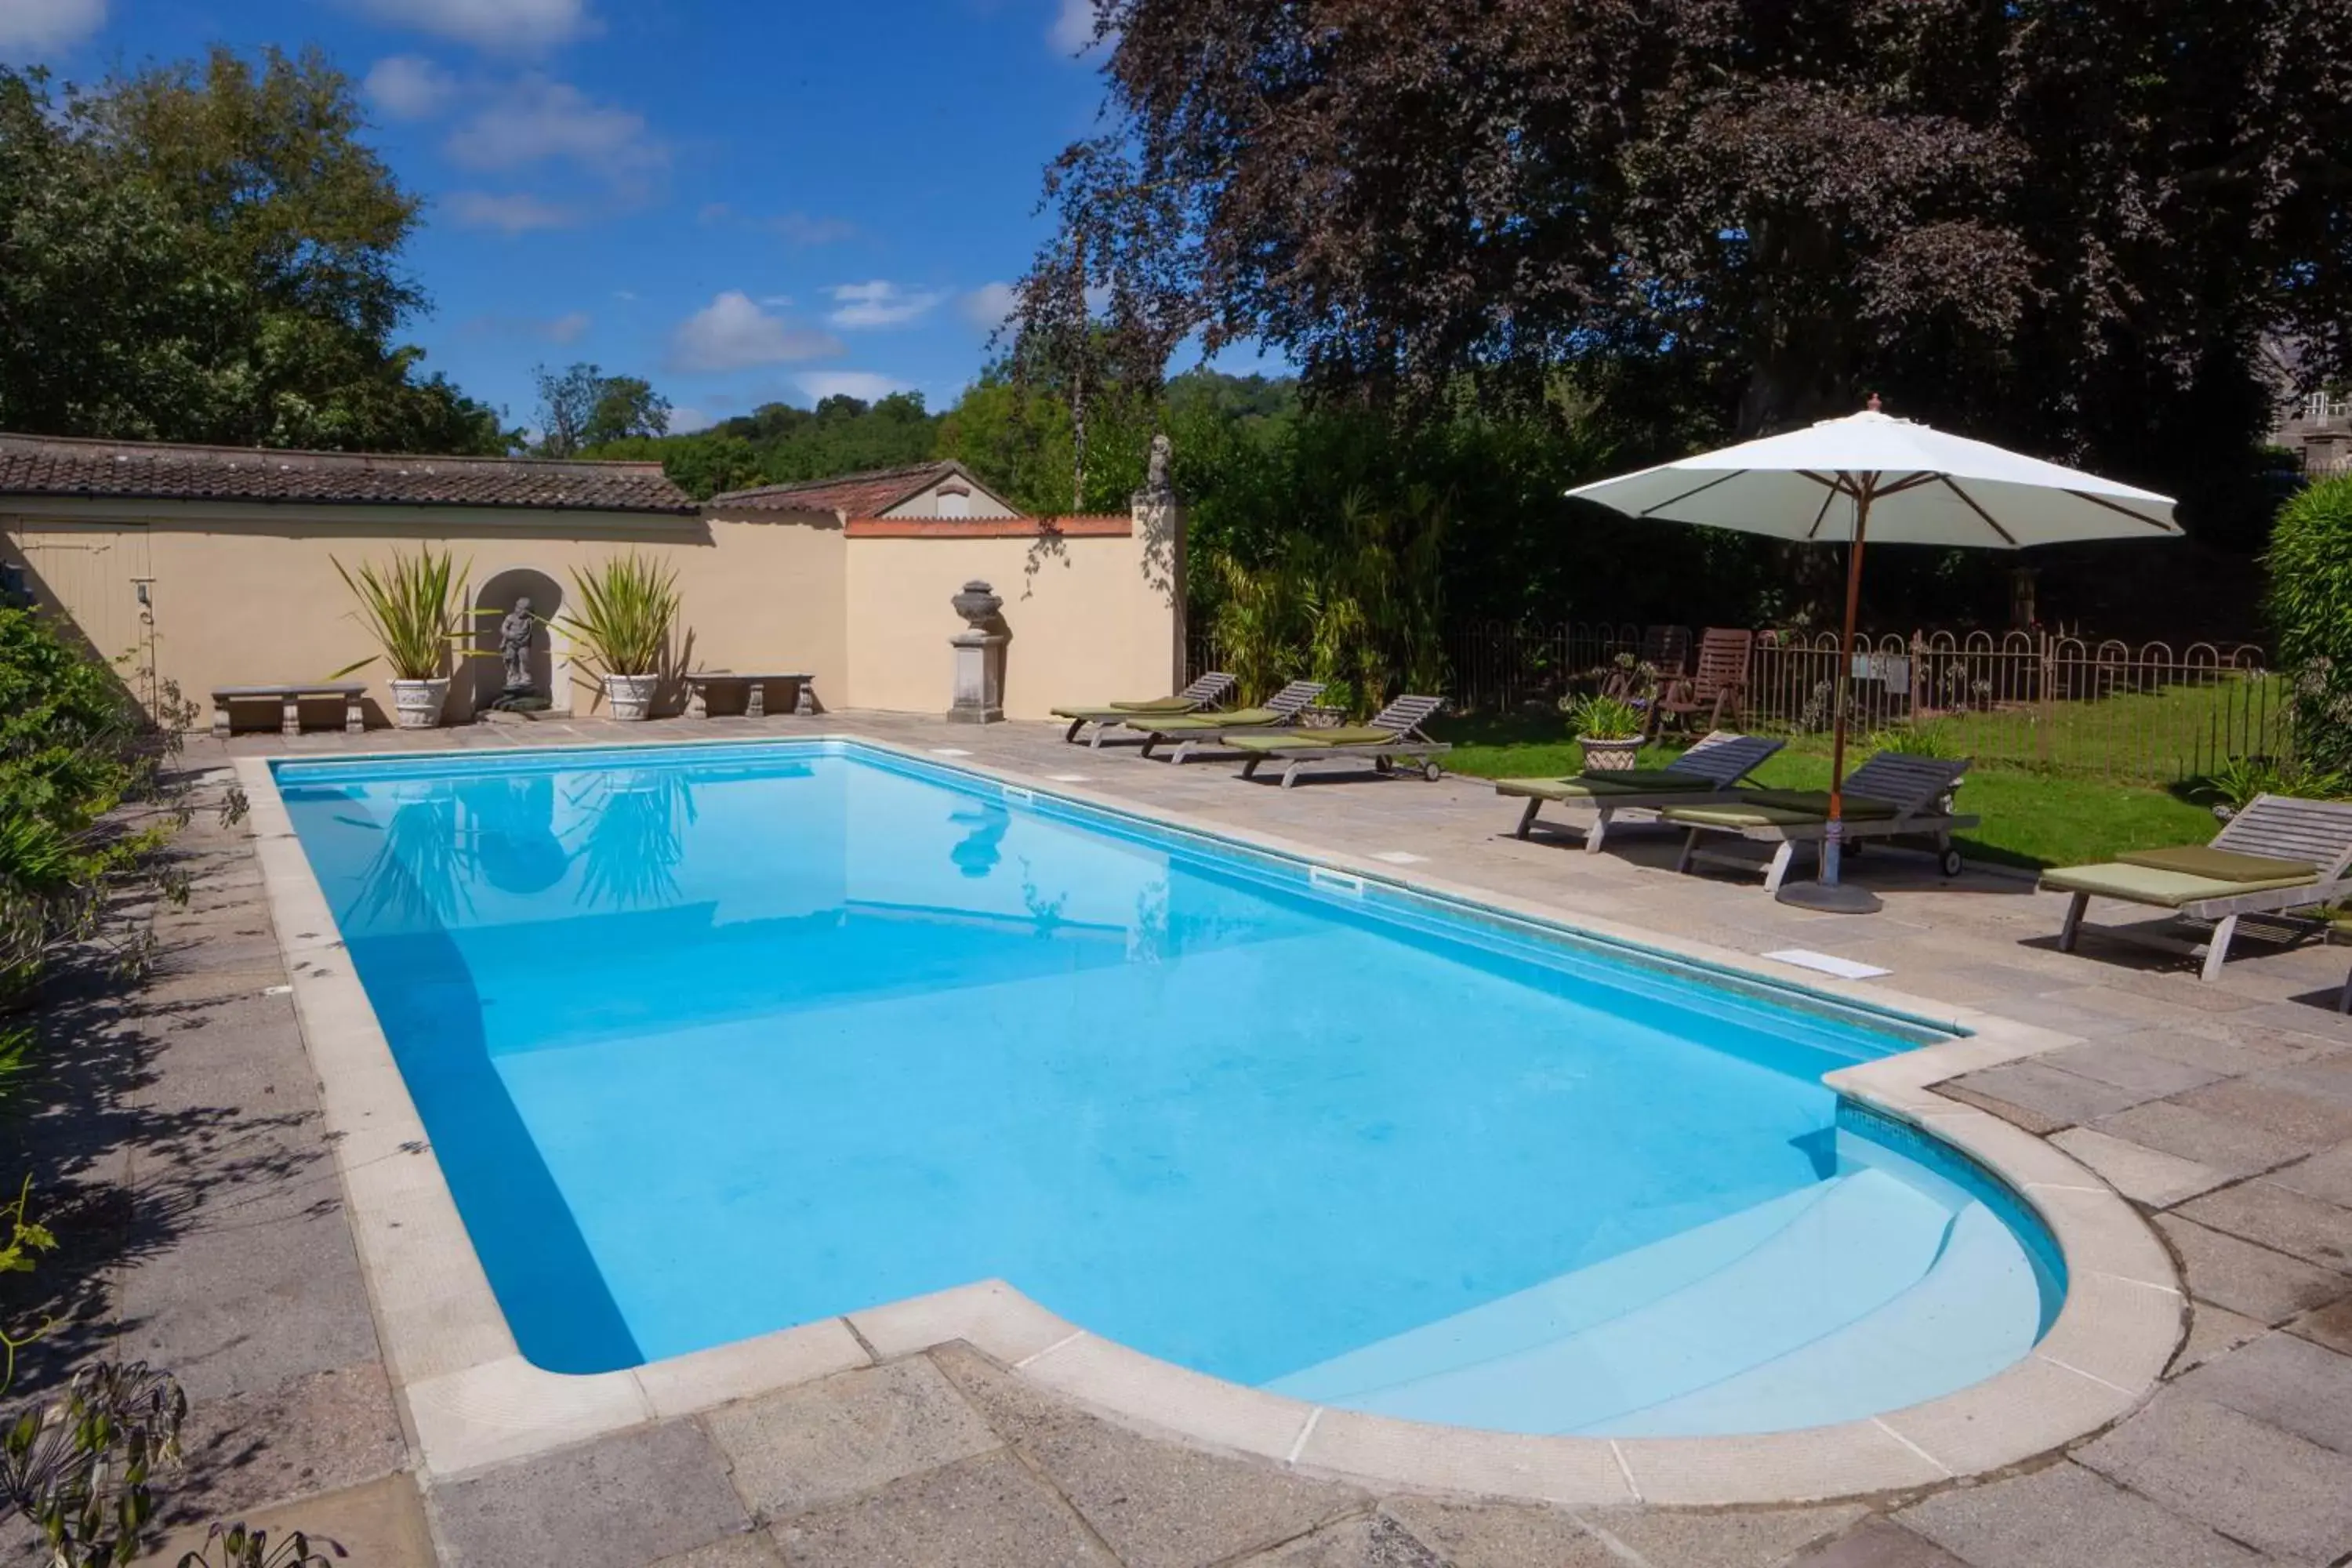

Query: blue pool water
<box><xmin>279</xmin><ymin>740</ymin><xmax>2062</xmax><ymax>1436</ymax></box>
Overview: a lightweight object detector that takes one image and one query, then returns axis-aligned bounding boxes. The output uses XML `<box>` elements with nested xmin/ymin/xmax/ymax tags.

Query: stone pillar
<box><xmin>949</xmin><ymin>580</ymin><xmax>1006</xmax><ymax>724</ymax></box>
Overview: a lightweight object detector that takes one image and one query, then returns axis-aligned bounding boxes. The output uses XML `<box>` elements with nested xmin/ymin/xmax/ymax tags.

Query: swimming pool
<box><xmin>278</xmin><ymin>739</ymin><xmax>2062</xmax><ymax>1438</ymax></box>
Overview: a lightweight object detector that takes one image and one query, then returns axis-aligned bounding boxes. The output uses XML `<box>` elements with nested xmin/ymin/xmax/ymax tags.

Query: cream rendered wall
<box><xmin>3</xmin><ymin>500</ymin><xmax>845</xmax><ymax>726</ymax></box>
<box><xmin>840</xmin><ymin>528</ymin><xmax>1177</xmax><ymax>718</ymax></box>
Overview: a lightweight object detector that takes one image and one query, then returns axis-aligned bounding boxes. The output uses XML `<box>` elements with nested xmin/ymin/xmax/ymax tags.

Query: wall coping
<box><xmin>844</xmin><ymin>514</ymin><xmax>1132</xmax><ymax>539</ymax></box>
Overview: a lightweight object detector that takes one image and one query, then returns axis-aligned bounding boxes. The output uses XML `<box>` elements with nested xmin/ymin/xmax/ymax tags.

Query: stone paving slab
<box><xmin>2173</xmin><ymin>1179</ymin><xmax>2352</xmax><ymax>1271</ymax></box>
<box><xmin>2048</xmin><ymin>1126</ymin><xmax>2229</xmax><ymax>1207</ymax></box>
<box><xmin>2150</xmin><ymin>1213</ymin><xmax>2352</xmax><ymax>1323</ymax></box>
<box><xmin>701</xmin><ymin>1356</ymin><xmax>1002</xmax><ymax>1519</ymax></box>
<box><xmin>932</xmin><ymin>1342</ymin><xmax>1367</xmax><ymax>1568</ymax></box>
<box><xmin>2270</xmin><ymin>1138</ymin><xmax>2352</xmax><ymax>1207</ymax></box>
<box><xmin>1373</xmin><ymin>1496</ymin><xmax>1617</xmax><ymax>1568</ymax></box>
<box><xmin>1233</xmin><ymin>1511</ymin><xmax>1447</xmax><ymax>1566</ymax></box>
<box><xmin>425</xmin><ymin>1420</ymin><xmax>751</xmax><ymax>1568</ymax></box>
<box><xmin>1788</xmin><ymin>1516</ymin><xmax>1971</xmax><ymax>1567</ymax></box>
<box><xmin>771</xmin><ymin>1448</ymin><xmax>1120</xmax><ymax>1567</ymax></box>
<box><xmin>2091</xmin><ymin>1098</ymin><xmax>2314</xmax><ymax>1179</ymax></box>
<box><xmin>1898</xmin><ymin>1459</ymin><xmax>2264</xmax><ymax>1568</ymax></box>
<box><xmin>2166</xmin><ymin>1330</ymin><xmax>2352</xmax><ymax>1454</ymax></box>
<box><xmin>2074</xmin><ymin>1393</ymin><xmax>2352</xmax><ymax>1566</ymax></box>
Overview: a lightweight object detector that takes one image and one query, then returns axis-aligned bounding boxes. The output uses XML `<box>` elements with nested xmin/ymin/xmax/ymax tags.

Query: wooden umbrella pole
<box><xmin>1822</xmin><ymin>476</ymin><xmax>1875</xmax><ymax>887</ymax></box>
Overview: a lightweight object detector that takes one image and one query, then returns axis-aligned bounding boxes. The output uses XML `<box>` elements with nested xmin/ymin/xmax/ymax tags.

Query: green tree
<box><xmin>534</xmin><ymin>363</ymin><xmax>671</xmax><ymax>456</ymax></box>
<box><xmin>0</xmin><ymin>53</ymin><xmax>513</xmax><ymax>454</ymax></box>
<box><xmin>2267</xmin><ymin>476</ymin><xmax>2352</xmax><ymax>774</ymax></box>
<box><xmin>1025</xmin><ymin>0</ymin><xmax>2352</xmax><ymax>545</ymax></box>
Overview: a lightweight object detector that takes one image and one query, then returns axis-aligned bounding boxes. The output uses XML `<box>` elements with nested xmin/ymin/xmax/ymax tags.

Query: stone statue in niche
<box><xmin>490</xmin><ymin>597</ymin><xmax>551</xmax><ymax>713</ymax></box>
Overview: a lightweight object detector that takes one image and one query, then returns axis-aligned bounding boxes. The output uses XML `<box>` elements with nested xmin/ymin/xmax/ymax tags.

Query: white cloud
<box><xmin>446</xmin><ymin>191</ymin><xmax>577</xmax><ymax>233</ymax></box>
<box><xmin>668</xmin><ymin>406</ymin><xmax>718</xmax><ymax>435</ymax></box>
<box><xmin>365</xmin><ymin>56</ymin><xmax>457</xmax><ymax>120</ymax></box>
<box><xmin>612</xmin><ymin>289</ymin><xmax>637</xmax><ymax>301</ymax></box>
<box><xmin>826</xmin><ymin>280</ymin><xmax>947</xmax><ymax>329</ymax></box>
<box><xmin>668</xmin><ymin>292</ymin><xmax>844</xmax><ymax>372</ymax></box>
<box><xmin>960</xmin><ymin>281</ymin><xmax>1020</xmax><ymax>332</ymax></box>
<box><xmin>1048</xmin><ymin>0</ymin><xmax>1099</xmax><ymax>53</ymax></box>
<box><xmin>798</xmin><ymin>372</ymin><xmax>914</xmax><ymax>404</ymax></box>
<box><xmin>758</xmin><ymin>294</ymin><xmax>794</xmax><ymax>307</ymax></box>
<box><xmin>543</xmin><ymin>310</ymin><xmax>592</xmax><ymax>343</ymax></box>
<box><xmin>444</xmin><ymin>77</ymin><xmax>662</xmax><ymax>176</ymax></box>
<box><xmin>0</xmin><ymin>0</ymin><xmax>104</xmax><ymax>53</ymax></box>
<box><xmin>350</xmin><ymin>0</ymin><xmax>593</xmax><ymax>52</ymax></box>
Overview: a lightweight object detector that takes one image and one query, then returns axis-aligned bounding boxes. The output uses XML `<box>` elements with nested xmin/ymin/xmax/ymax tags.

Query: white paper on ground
<box><xmin>1763</xmin><ymin>949</ymin><xmax>1891</xmax><ymax>981</ymax></box>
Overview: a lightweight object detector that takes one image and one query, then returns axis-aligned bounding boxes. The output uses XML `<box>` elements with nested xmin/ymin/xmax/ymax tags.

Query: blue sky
<box><xmin>1</xmin><ymin>0</ymin><xmax>1149</xmax><ymax>434</ymax></box>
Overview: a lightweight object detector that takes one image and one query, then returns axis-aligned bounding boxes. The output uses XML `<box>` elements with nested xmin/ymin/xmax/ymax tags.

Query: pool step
<box><xmin>1267</xmin><ymin>1167</ymin><xmax>1959</xmax><ymax>1435</ymax></box>
<box><xmin>1591</xmin><ymin>1200</ymin><xmax>2046</xmax><ymax>1435</ymax></box>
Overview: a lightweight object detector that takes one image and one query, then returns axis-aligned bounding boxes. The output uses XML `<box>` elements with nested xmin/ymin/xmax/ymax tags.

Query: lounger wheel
<box><xmin>1939</xmin><ymin>847</ymin><xmax>1965</xmax><ymax>877</ymax></box>
<box><xmin>1420</xmin><ymin>761</ymin><xmax>1443</xmax><ymax>782</ymax></box>
<box><xmin>1374</xmin><ymin>757</ymin><xmax>1393</xmax><ymax>776</ymax></box>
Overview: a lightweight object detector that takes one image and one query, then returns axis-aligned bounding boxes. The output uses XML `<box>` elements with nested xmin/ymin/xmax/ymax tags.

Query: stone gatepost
<box><xmin>948</xmin><ymin>579</ymin><xmax>1006</xmax><ymax>724</ymax></box>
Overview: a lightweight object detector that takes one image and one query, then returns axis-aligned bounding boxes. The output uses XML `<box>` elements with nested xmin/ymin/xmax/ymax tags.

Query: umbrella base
<box><xmin>1776</xmin><ymin>879</ymin><xmax>1885</xmax><ymax>915</ymax></box>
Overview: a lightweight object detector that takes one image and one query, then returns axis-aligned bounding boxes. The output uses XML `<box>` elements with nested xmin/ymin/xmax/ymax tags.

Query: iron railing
<box><xmin>1189</xmin><ymin>622</ymin><xmax>2285</xmax><ymax>782</ymax></box>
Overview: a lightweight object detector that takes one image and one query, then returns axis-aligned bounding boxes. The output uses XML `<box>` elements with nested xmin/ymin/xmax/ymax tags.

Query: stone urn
<box><xmin>952</xmin><ymin>581</ymin><xmax>1004</xmax><ymax>628</ymax></box>
<box><xmin>949</xmin><ymin>581</ymin><xmax>1007</xmax><ymax>724</ymax></box>
<box><xmin>603</xmin><ymin>673</ymin><xmax>660</xmax><ymax>722</ymax></box>
<box><xmin>1578</xmin><ymin>735</ymin><xmax>1644</xmax><ymax>771</ymax></box>
<box><xmin>390</xmin><ymin>677</ymin><xmax>450</xmax><ymax>730</ymax></box>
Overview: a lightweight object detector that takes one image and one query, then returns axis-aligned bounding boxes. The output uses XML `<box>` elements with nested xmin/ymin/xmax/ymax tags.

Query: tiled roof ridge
<box><xmin>710</xmin><ymin>458</ymin><xmax>961</xmax><ymax>504</ymax></box>
<box><xmin>0</xmin><ymin>431</ymin><xmax>668</xmax><ymax>479</ymax></box>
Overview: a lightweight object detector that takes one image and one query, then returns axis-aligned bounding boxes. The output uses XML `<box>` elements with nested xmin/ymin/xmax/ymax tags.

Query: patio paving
<box><xmin>9</xmin><ymin>710</ymin><xmax>2351</xmax><ymax>1566</ymax></box>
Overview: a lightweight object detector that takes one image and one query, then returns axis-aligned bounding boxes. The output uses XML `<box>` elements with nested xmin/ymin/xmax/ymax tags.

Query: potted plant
<box><xmin>561</xmin><ymin>553</ymin><xmax>680</xmax><ymax>721</ymax></box>
<box><xmin>332</xmin><ymin>547</ymin><xmax>475</xmax><ymax>729</ymax></box>
<box><xmin>1562</xmin><ymin>693</ymin><xmax>1647</xmax><ymax>771</ymax></box>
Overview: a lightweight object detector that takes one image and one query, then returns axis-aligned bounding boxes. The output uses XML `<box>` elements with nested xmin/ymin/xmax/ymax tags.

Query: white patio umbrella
<box><xmin>1566</xmin><ymin>398</ymin><xmax>2180</xmax><ymax>913</ymax></box>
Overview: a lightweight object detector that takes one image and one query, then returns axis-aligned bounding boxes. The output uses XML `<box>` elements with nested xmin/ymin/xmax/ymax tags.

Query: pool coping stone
<box><xmin>234</xmin><ymin>734</ymin><xmax>2185</xmax><ymax>1504</ymax></box>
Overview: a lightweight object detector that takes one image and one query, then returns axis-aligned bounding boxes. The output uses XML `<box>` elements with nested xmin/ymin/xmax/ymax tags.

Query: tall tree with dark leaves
<box><xmin>534</xmin><ymin>364</ymin><xmax>671</xmax><ymax>457</ymax></box>
<box><xmin>0</xmin><ymin>51</ymin><xmax>514</xmax><ymax>454</ymax></box>
<box><xmin>1021</xmin><ymin>0</ymin><xmax>2352</xmax><ymax>540</ymax></box>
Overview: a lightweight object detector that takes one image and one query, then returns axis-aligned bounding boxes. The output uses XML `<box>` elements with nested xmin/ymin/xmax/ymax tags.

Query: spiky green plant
<box><xmin>561</xmin><ymin>554</ymin><xmax>681</xmax><ymax>678</ymax></box>
<box><xmin>330</xmin><ymin>548</ymin><xmax>471</xmax><ymax>682</ymax></box>
<box><xmin>1560</xmin><ymin>693</ymin><xmax>1646</xmax><ymax>740</ymax></box>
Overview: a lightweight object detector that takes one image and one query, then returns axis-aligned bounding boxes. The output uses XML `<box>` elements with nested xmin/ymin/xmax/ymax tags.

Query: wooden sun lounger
<box><xmin>1496</xmin><ymin>731</ymin><xmax>1784</xmax><ymax>851</ymax></box>
<box><xmin>2045</xmin><ymin>794</ymin><xmax>2352</xmax><ymax>981</ymax></box>
<box><xmin>1664</xmin><ymin>753</ymin><xmax>1976</xmax><ymax>893</ymax></box>
<box><xmin>1054</xmin><ymin>672</ymin><xmax>1236</xmax><ymax>746</ymax></box>
<box><xmin>1227</xmin><ymin>695</ymin><xmax>1449</xmax><ymax>789</ymax></box>
<box><xmin>1130</xmin><ymin>680</ymin><xmax>1327</xmax><ymax>761</ymax></box>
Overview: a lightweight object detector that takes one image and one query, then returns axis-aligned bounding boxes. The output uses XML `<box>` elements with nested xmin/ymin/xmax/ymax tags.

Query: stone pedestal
<box><xmin>949</xmin><ymin>630</ymin><xmax>1006</xmax><ymax>724</ymax></box>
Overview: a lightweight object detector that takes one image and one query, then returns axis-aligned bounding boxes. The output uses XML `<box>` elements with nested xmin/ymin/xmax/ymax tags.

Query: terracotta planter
<box><xmin>603</xmin><ymin>673</ymin><xmax>660</xmax><ymax>721</ymax></box>
<box><xmin>390</xmin><ymin>677</ymin><xmax>449</xmax><ymax>731</ymax></box>
<box><xmin>1578</xmin><ymin>735</ymin><xmax>1643</xmax><ymax>771</ymax></box>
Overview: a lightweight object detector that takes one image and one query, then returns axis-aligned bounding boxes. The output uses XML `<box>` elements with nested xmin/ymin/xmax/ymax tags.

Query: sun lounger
<box><xmin>1052</xmin><ymin>672</ymin><xmax>1236</xmax><ymax>745</ymax></box>
<box><xmin>1662</xmin><ymin>753</ymin><xmax>1976</xmax><ymax>892</ymax></box>
<box><xmin>1125</xmin><ymin>681</ymin><xmax>1328</xmax><ymax>762</ymax></box>
<box><xmin>2043</xmin><ymin>794</ymin><xmax>2352</xmax><ymax>981</ymax></box>
<box><xmin>1225</xmin><ymin>695</ymin><xmax>1449</xmax><ymax>788</ymax></box>
<box><xmin>1496</xmin><ymin>731</ymin><xmax>1785</xmax><ymax>851</ymax></box>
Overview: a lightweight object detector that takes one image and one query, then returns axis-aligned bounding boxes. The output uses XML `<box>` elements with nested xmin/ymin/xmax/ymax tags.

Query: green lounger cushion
<box><xmin>1142</xmin><ymin>707</ymin><xmax>1279</xmax><ymax>731</ymax></box>
<box><xmin>1226</xmin><ymin>725</ymin><xmax>1401</xmax><ymax>753</ymax></box>
<box><xmin>1109</xmin><ymin>695</ymin><xmax>1199</xmax><ymax>712</ymax></box>
<box><xmin>1664</xmin><ymin>802</ymin><xmax>1845</xmax><ymax>829</ymax></box>
<box><xmin>1495</xmin><ymin>770</ymin><xmax>1716</xmax><ymax>801</ymax></box>
<box><xmin>1736</xmin><ymin>789</ymin><xmax>1904</xmax><ymax>820</ymax></box>
<box><xmin>2041</xmin><ymin>861</ymin><xmax>2318</xmax><ymax>908</ymax></box>
<box><xmin>2115</xmin><ymin>844</ymin><xmax>2320</xmax><ymax>882</ymax></box>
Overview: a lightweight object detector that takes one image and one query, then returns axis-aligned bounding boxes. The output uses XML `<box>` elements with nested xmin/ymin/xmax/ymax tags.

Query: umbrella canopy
<box><xmin>1566</xmin><ymin>402</ymin><xmax>2180</xmax><ymax>912</ymax></box>
<box><xmin>1570</xmin><ymin>407</ymin><xmax>2180</xmax><ymax>546</ymax></box>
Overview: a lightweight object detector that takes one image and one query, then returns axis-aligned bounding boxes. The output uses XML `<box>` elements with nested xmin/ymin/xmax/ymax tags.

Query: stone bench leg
<box><xmin>212</xmin><ymin>703</ymin><xmax>231</xmax><ymax>739</ymax></box>
<box><xmin>344</xmin><ymin>696</ymin><xmax>365</xmax><ymax>735</ymax></box>
<box><xmin>688</xmin><ymin>686</ymin><xmax>710</xmax><ymax>720</ymax></box>
<box><xmin>281</xmin><ymin>698</ymin><xmax>302</xmax><ymax>738</ymax></box>
<box><xmin>746</xmin><ymin>681</ymin><xmax>768</xmax><ymax>720</ymax></box>
<box><xmin>795</xmin><ymin>679</ymin><xmax>816</xmax><ymax>717</ymax></box>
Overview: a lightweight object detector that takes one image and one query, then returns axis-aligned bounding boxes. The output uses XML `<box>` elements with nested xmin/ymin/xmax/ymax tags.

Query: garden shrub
<box><xmin>0</xmin><ymin>606</ymin><xmax>185</xmax><ymax>1003</ymax></box>
<box><xmin>2267</xmin><ymin>474</ymin><xmax>2352</xmax><ymax>776</ymax></box>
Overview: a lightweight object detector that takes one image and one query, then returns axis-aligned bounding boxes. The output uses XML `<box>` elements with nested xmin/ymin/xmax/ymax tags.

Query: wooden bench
<box><xmin>683</xmin><ymin>671</ymin><xmax>818</xmax><ymax>719</ymax></box>
<box><xmin>212</xmin><ymin>683</ymin><xmax>367</xmax><ymax>738</ymax></box>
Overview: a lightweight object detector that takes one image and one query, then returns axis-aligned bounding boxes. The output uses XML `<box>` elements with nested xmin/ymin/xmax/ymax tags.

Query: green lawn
<box><xmin>1432</xmin><ymin>713</ymin><xmax>2220</xmax><ymax>870</ymax></box>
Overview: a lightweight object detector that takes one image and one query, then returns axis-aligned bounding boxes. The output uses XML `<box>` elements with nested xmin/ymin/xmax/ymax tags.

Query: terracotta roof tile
<box><xmin>0</xmin><ymin>433</ymin><xmax>696</xmax><ymax>514</ymax></box>
<box><xmin>711</xmin><ymin>459</ymin><xmax>1007</xmax><ymax>516</ymax></box>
